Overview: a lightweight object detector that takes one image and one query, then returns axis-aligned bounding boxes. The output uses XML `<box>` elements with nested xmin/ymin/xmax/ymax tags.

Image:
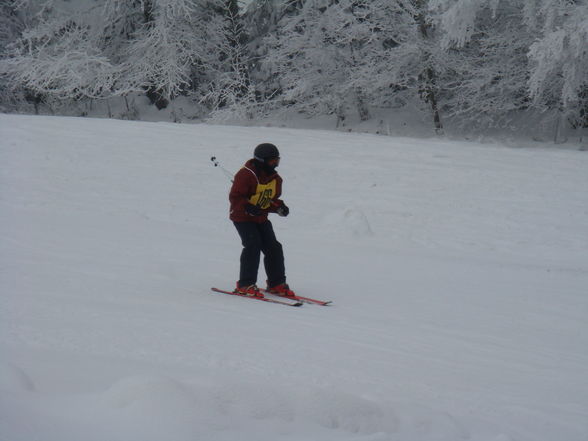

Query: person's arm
<box><xmin>229</xmin><ymin>169</ymin><xmax>254</xmax><ymax>215</ymax></box>
<box><xmin>269</xmin><ymin>177</ymin><xmax>289</xmax><ymax>216</ymax></box>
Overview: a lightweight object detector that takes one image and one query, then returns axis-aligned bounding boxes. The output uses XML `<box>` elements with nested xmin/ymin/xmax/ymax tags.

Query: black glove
<box><xmin>245</xmin><ymin>204</ymin><xmax>263</xmax><ymax>216</ymax></box>
<box><xmin>276</xmin><ymin>203</ymin><xmax>289</xmax><ymax>217</ymax></box>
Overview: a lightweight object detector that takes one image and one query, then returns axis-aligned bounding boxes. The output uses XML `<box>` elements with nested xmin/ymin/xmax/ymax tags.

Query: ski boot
<box><xmin>235</xmin><ymin>283</ymin><xmax>264</xmax><ymax>298</ymax></box>
<box><xmin>266</xmin><ymin>283</ymin><xmax>296</xmax><ymax>298</ymax></box>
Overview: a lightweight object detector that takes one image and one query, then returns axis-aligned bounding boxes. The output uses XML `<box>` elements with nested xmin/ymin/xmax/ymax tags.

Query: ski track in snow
<box><xmin>1</xmin><ymin>114</ymin><xmax>587</xmax><ymax>441</ymax></box>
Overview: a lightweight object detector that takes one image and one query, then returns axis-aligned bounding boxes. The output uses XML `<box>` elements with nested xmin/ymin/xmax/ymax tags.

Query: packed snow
<box><xmin>1</xmin><ymin>114</ymin><xmax>587</xmax><ymax>441</ymax></box>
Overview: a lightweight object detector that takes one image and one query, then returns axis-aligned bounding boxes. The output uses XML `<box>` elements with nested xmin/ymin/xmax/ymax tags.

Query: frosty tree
<box><xmin>114</xmin><ymin>0</ymin><xmax>205</xmax><ymax>109</ymax></box>
<box><xmin>0</xmin><ymin>0</ymin><xmax>586</xmax><ymax>137</ymax></box>
<box><xmin>0</xmin><ymin>1</ymin><xmax>120</xmax><ymax>112</ymax></box>
<box><xmin>1</xmin><ymin>0</ymin><xmax>213</xmax><ymax>112</ymax></box>
<box><xmin>430</xmin><ymin>0</ymin><xmax>588</xmax><ymax>132</ymax></box>
<box><xmin>0</xmin><ymin>1</ymin><xmax>28</xmax><ymax>109</ymax></box>
<box><xmin>430</xmin><ymin>1</ymin><xmax>533</xmax><ymax>128</ymax></box>
<box><xmin>527</xmin><ymin>0</ymin><xmax>588</xmax><ymax>129</ymax></box>
<box><xmin>256</xmin><ymin>0</ymin><xmax>421</xmax><ymax>126</ymax></box>
<box><xmin>198</xmin><ymin>0</ymin><xmax>259</xmax><ymax>121</ymax></box>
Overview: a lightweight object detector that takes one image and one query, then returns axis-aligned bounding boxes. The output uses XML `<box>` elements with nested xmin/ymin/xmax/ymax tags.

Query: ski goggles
<box><xmin>266</xmin><ymin>157</ymin><xmax>280</xmax><ymax>167</ymax></box>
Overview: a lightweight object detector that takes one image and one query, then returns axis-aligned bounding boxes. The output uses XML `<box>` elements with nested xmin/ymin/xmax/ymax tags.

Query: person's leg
<box><xmin>233</xmin><ymin>222</ymin><xmax>262</xmax><ymax>287</ymax></box>
<box><xmin>258</xmin><ymin>221</ymin><xmax>286</xmax><ymax>288</ymax></box>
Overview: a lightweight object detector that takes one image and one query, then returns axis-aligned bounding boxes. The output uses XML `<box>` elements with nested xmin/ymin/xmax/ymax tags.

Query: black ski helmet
<box><xmin>253</xmin><ymin>143</ymin><xmax>280</xmax><ymax>163</ymax></box>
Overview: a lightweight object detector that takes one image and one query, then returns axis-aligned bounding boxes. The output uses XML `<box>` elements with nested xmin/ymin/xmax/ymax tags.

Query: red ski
<box><xmin>261</xmin><ymin>290</ymin><xmax>332</xmax><ymax>306</ymax></box>
<box><xmin>211</xmin><ymin>287</ymin><xmax>303</xmax><ymax>307</ymax></box>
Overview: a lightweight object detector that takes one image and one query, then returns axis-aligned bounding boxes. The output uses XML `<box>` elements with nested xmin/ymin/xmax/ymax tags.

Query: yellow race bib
<box><xmin>249</xmin><ymin>180</ymin><xmax>277</xmax><ymax>209</ymax></box>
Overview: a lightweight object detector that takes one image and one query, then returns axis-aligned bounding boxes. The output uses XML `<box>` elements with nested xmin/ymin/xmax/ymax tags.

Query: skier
<box><xmin>229</xmin><ymin>143</ymin><xmax>294</xmax><ymax>298</ymax></box>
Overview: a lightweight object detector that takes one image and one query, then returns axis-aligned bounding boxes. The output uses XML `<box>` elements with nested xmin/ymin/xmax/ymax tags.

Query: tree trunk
<box><xmin>415</xmin><ymin>1</ymin><xmax>443</xmax><ymax>134</ymax></box>
<box><xmin>421</xmin><ymin>66</ymin><xmax>443</xmax><ymax>132</ymax></box>
<box><xmin>554</xmin><ymin>106</ymin><xmax>568</xmax><ymax>144</ymax></box>
<box><xmin>335</xmin><ymin>103</ymin><xmax>346</xmax><ymax>128</ymax></box>
<box><xmin>356</xmin><ymin>89</ymin><xmax>370</xmax><ymax>121</ymax></box>
<box><xmin>145</xmin><ymin>86</ymin><xmax>169</xmax><ymax>110</ymax></box>
<box><xmin>140</xmin><ymin>0</ymin><xmax>168</xmax><ymax>110</ymax></box>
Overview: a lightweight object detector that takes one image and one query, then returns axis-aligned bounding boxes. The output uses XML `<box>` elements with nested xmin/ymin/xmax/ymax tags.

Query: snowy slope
<box><xmin>1</xmin><ymin>114</ymin><xmax>587</xmax><ymax>441</ymax></box>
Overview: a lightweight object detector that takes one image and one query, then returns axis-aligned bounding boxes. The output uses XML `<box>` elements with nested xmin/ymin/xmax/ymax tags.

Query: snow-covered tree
<box><xmin>114</xmin><ymin>0</ymin><xmax>205</xmax><ymax>109</ymax></box>
<box><xmin>241</xmin><ymin>0</ymin><xmax>288</xmax><ymax>105</ymax></box>
<box><xmin>262</xmin><ymin>0</ymin><xmax>361</xmax><ymax>123</ymax></box>
<box><xmin>0</xmin><ymin>1</ymin><xmax>28</xmax><ymax>109</ymax></box>
<box><xmin>1</xmin><ymin>0</ymin><xmax>586</xmax><ymax>136</ymax></box>
<box><xmin>412</xmin><ymin>0</ymin><xmax>445</xmax><ymax>132</ymax></box>
<box><xmin>527</xmin><ymin>0</ymin><xmax>588</xmax><ymax>128</ymax></box>
<box><xmin>0</xmin><ymin>3</ymin><xmax>119</xmax><ymax>104</ymax></box>
<box><xmin>1</xmin><ymin>0</ymin><xmax>210</xmax><ymax>111</ymax></box>
<box><xmin>0</xmin><ymin>2</ymin><xmax>24</xmax><ymax>58</ymax></box>
<box><xmin>430</xmin><ymin>0</ymin><xmax>588</xmax><ymax>132</ymax></box>
<box><xmin>198</xmin><ymin>0</ymin><xmax>259</xmax><ymax>120</ymax></box>
<box><xmin>256</xmin><ymin>0</ymin><xmax>420</xmax><ymax>125</ymax></box>
<box><xmin>430</xmin><ymin>1</ymin><xmax>532</xmax><ymax>128</ymax></box>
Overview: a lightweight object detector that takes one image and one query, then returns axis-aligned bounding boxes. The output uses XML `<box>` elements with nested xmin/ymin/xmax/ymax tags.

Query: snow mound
<box><xmin>0</xmin><ymin>371</ymin><xmax>486</xmax><ymax>441</ymax></box>
<box><xmin>323</xmin><ymin>207</ymin><xmax>374</xmax><ymax>237</ymax></box>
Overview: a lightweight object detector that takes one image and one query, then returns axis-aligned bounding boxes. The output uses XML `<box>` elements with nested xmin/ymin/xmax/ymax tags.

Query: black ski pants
<box><xmin>233</xmin><ymin>220</ymin><xmax>285</xmax><ymax>288</ymax></box>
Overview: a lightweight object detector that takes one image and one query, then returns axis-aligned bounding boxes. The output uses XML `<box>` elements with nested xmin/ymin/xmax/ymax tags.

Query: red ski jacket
<box><xmin>229</xmin><ymin>159</ymin><xmax>284</xmax><ymax>223</ymax></box>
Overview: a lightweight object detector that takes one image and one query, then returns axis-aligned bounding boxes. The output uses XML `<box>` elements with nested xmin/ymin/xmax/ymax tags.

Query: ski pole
<box><xmin>210</xmin><ymin>156</ymin><xmax>234</xmax><ymax>182</ymax></box>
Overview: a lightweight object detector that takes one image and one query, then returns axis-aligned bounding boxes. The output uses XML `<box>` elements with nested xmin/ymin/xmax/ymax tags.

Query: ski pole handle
<box><xmin>210</xmin><ymin>156</ymin><xmax>234</xmax><ymax>182</ymax></box>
